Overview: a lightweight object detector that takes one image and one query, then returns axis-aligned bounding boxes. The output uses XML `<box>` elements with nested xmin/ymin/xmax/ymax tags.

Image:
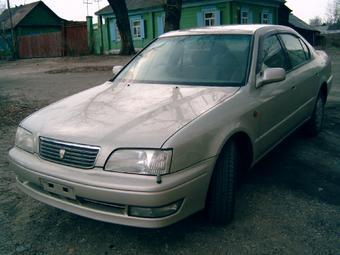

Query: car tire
<box><xmin>206</xmin><ymin>139</ymin><xmax>239</xmax><ymax>225</ymax></box>
<box><xmin>304</xmin><ymin>93</ymin><xmax>325</xmax><ymax>137</ymax></box>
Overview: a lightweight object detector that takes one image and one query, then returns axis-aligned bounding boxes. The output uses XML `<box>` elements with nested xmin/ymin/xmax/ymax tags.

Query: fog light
<box><xmin>128</xmin><ymin>200</ymin><xmax>183</xmax><ymax>218</ymax></box>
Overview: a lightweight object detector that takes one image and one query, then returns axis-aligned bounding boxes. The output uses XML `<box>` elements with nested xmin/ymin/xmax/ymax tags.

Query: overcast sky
<box><xmin>3</xmin><ymin>0</ymin><xmax>330</xmax><ymax>24</ymax></box>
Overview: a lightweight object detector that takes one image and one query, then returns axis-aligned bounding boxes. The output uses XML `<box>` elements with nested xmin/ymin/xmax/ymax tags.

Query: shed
<box><xmin>0</xmin><ymin>1</ymin><xmax>89</xmax><ymax>58</ymax></box>
<box><xmin>278</xmin><ymin>3</ymin><xmax>320</xmax><ymax>46</ymax></box>
<box><xmin>0</xmin><ymin>1</ymin><xmax>64</xmax><ymax>58</ymax></box>
<box><xmin>288</xmin><ymin>14</ymin><xmax>320</xmax><ymax>46</ymax></box>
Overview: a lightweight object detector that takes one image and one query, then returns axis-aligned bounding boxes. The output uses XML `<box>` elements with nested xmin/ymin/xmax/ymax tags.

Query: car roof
<box><xmin>160</xmin><ymin>24</ymin><xmax>295</xmax><ymax>37</ymax></box>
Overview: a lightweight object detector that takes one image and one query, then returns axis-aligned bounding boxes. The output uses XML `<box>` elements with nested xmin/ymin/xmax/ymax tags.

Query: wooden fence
<box><xmin>18</xmin><ymin>22</ymin><xmax>89</xmax><ymax>59</ymax></box>
<box><xmin>19</xmin><ymin>32</ymin><xmax>62</xmax><ymax>58</ymax></box>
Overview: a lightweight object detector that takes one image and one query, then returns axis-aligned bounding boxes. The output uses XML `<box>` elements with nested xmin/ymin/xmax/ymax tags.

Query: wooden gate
<box><xmin>19</xmin><ymin>32</ymin><xmax>63</xmax><ymax>58</ymax></box>
<box><xmin>64</xmin><ymin>23</ymin><xmax>89</xmax><ymax>56</ymax></box>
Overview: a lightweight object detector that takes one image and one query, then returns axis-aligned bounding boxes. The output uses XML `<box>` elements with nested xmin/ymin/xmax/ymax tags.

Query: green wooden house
<box><xmin>0</xmin><ymin>1</ymin><xmax>63</xmax><ymax>55</ymax></box>
<box><xmin>93</xmin><ymin>0</ymin><xmax>284</xmax><ymax>54</ymax></box>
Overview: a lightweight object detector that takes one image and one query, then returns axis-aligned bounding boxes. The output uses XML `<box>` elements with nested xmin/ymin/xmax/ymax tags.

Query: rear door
<box><xmin>279</xmin><ymin>34</ymin><xmax>319</xmax><ymax>121</ymax></box>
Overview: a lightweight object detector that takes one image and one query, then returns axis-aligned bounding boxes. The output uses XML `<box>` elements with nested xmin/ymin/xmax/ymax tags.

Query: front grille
<box><xmin>39</xmin><ymin>137</ymin><xmax>100</xmax><ymax>169</ymax></box>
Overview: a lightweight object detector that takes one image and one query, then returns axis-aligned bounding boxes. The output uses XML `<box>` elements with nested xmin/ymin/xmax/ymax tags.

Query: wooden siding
<box><xmin>95</xmin><ymin>1</ymin><xmax>280</xmax><ymax>52</ymax></box>
<box><xmin>18</xmin><ymin>23</ymin><xmax>89</xmax><ymax>58</ymax></box>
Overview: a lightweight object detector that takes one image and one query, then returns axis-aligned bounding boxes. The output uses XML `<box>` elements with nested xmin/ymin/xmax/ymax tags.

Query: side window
<box><xmin>279</xmin><ymin>34</ymin><xmax>307</xmax><ymax>68</ymax></box>
<box><xmin>299</xmin><ymin>38</ymin><xmax>311</xmax><ymax>60</ymax></box>
<box><xmin>259</xmin><ymin>35</ymin><xmax>288</xmax><ymax>73</ymax></box>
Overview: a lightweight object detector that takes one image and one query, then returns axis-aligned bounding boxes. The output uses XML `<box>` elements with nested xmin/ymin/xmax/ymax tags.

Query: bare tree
<box><xmin>0</xmin><ymin>2</ymin><xmax>6</xmax><ymax>14</ymax></box>
<box><xmin>325</xmin><ymin>0</ymin><xmax>340</xmax><ymax>24</ymax></box>
<box><xmin>164</xmin><ymin>0</ymin><xmax>182</xmax><ymax>32</ymax></box>
<box><xmin>107</xmin><ymin>0</ymin><xmax>135</xmax><ymax>55</ymax></box>
<box><xmin>309</xmin><ymin>16</ymin><xmax>323</xmax><ymax>26</ymax></box>
<box><xmin>0</xmin><ymin>1</ymin><xmax>7</xmax><ymax>42</ymax></box>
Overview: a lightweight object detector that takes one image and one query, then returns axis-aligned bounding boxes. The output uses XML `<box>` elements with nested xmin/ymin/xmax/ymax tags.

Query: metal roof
<box><xmin>0</xmin><ymin>1</ymin><xmax>62</xmax><ymax>30</ymax></box>
<box><xmin>288</xmin><ymin>14</ymin><xmax>319</xmax><ymax>32</ymax></box>
<box><xmin>0</xmin><ymin>1</ymin><xmax>40</xmax><ymax>30</ymax></box>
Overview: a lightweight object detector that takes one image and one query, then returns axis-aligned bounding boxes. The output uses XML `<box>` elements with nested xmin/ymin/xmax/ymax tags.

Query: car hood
<box><xmin>23</xmin><ymin>81</ymin><xmax>239</xmax><ymax>166</ymax></box>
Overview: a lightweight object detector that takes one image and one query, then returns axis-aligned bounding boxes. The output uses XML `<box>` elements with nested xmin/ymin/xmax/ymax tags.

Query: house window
<box><xmin>241</xmin><ymin>10</ymin><xmax>249</xmax><ymax>24</ymax></box>
<box><xmin>204</xmin><ymin>12</ymin><xmax>216</xmax><ymax>26</ymax></box>
<box><xmin>130</xmin><ymin>16</ymin><xmax>145</xmax><ymax>39</ymax></box>
<box><xmin>262</xmin><ymin>13</ymin><xmax>269</xmax><ymax>24</ymax></box>
<box><xmin>132</xmin><ymin>20</ymin><xmax>141</xmax><ymax>39</ymax></box>
<box><xmin>197</xmin><ymin>8</ymin><xmax>220</xmax><ymax>27</ymax></box>
<box><xmin>261</xmin><ymin>11</ymin><xmax>272</xmax><ymax>24</ymax></box>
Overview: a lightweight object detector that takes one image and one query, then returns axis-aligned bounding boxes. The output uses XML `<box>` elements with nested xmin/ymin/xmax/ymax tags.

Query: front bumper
<box><xmin>8</xmin><ymin>147</ymin><xmax>215</xmax><ymax>228</ymax></box>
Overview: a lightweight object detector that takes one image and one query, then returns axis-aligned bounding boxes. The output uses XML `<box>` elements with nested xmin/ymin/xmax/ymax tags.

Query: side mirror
<box><xmin>256</xmin><ymin>68</ymin><xmax>286</xmax><ymax>88</ymax></box>
<box><xmin>112</xmin><ymin>65</ymin><xmax>123</xmax><ymax>76</ymax></box>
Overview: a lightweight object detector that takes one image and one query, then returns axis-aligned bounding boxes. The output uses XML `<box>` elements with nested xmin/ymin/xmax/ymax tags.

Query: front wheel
<box><xmin>304</xmin><ymin>94</ymin><xmax>325</xmax><ymax>137</ymax></box>
<box><xmin>206</xmin><ymin>140</ymin><xmax>239</xmax><ymax>225</ymax></box>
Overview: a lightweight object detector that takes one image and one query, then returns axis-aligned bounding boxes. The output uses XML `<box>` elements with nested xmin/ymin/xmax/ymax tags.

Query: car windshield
<box><xmin>115</xmin><ymin>34</ymin><xmax>253</xmax><ymax>87</ymax></box>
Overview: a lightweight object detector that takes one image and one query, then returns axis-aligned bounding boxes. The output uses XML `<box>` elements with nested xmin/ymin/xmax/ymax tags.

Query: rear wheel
<box><xmin>206</xmin><ymin>140</ymin><xmax>239</xmax><ymax>225</ymax></box>
<box><xmin>304</xmin><ymin>93</ymin><xmax>325</xmax><ymax>137</ymax></box>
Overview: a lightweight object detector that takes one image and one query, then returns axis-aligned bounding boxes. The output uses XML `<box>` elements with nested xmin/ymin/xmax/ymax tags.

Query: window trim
<box><xmin>240</xmin><ymin>6</ymin><xmax>253</xmax><ymax>24</ymax></box>
<box><xmin>204</xmin><ymin>11</ymin><xmax>216</xmax><ymax>26</ymax></box>
<box><xmin>198</xmin><ymin>7</ymin><xmax>221</xmax><ymax>27</ymax></box>
<box><xmin>130</xmin><ymin>16</ymin><xmax>145</xmax><ymax>40</ymax></box>
<box><xmin>131</xmin><ymin>19</ymin><xmax>142</xmax><ymax>39</ymax></box>
<box><xmin>240</xmin><ymin>8</ymin><xmax>249</xmax><ymax>24</ymax></box>
<box><xmin>261</xmin><ymin>10</ymin><xmax>272</xmax><ymax>24</ymax></box>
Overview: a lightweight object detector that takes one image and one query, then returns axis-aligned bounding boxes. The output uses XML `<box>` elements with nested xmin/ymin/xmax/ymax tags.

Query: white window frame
<box><xmin>262</xmin><ymin>12</ymin><xmax>270</xmax><ymax>24</ymax></box>
<box><xmin>131</xmin><ymin>19</ymin><xmax>142</xmax><ymax>39</ymax></box>
<box><xmin>241</xmin><ymin>9</ymin><xmax>249</xmax><ymax>24</ymax></box>
<box><xmin>261</xmin><ymin>10</ymin><xmax>272</xmax><ymax>24</ymax></box>
<box><xmin>204</xmin><ymin>11</ymin><xmax>216</xmax><ymax>26</ymax></box>
<box><xmin>197</xmin><ymin>7</ymin><xmax>220</xmax><ymax>27</ymax></box>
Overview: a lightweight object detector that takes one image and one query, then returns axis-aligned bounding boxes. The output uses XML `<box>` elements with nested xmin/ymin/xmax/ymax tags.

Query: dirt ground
<box><xmin>0</xmin><ymin>51</ymin><xmax>339</xmax><ymax>255</ymax></box>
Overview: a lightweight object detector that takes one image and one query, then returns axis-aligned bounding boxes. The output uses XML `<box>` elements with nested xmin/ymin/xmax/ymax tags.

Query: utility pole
<box><xmin>6</xmin><ymin>0</ymin><xmax>16</xmax><ymax>59</ymax></box>
<box><xmin>83</xmin><ymin>0</ymin><xmax>92</xmax><ymax>17</ymax></box>
<box><xmin>94</xmin><ymin>0</ymin><xmax>102</xmax><ymax>11</ymax></box>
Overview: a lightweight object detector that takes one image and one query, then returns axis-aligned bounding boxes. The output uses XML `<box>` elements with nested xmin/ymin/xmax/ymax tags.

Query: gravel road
<box><xmin>0</xmin><ymin>52</ymin><xmax>339</xmax><ymax>255</ymax></box>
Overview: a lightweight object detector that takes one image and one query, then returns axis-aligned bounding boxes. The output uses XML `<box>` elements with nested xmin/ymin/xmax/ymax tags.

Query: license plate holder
<box><xmin>41</xmin><ymin>179</ymin><xmax>76</xmax><ymax>200</ymax></box>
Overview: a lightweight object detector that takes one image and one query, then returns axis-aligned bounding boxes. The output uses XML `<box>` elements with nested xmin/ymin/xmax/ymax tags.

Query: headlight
<box><xmin>15</xmin><ymin>126</ymin><xmax>34</xmax><ymax>153</ymax></box>
<box><xmin>104</xmin><ymin>149</ymin><xmax>172</xmax><ymax>175</ymax></box>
